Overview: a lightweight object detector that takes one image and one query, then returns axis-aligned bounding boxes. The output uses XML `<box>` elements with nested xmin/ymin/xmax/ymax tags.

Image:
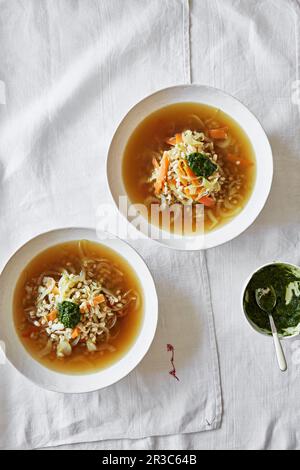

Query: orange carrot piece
<box><xmin>168</xmin><ymin>178</ymin><xmax>177</xmax><ymax>187</ymax></box>
<box><xmin>154</xmin><ymin>154</ymin><xmax>169</xmax><ymax>194</ymax></box>
<box><xmin>166</xmin><ymin>133</ymin><xmax>182</xmax><ymax>146</ymax></box>
<box><xmin>208</xmin><ymin>127</ymin><xmax>228</xmax><ymax>139</ymax></box>
<box><xmin>176</xmin><ymin>166</ymin><xmax>188</xmax><ymax>187</ymax></box>
<box><xmin>47</xmin><ymin>310</ymin><xmax>57</xmax><ymax>322</ymax></box>
<box><xmin>175</xmin><ymin>133</ymin><xmax>182</xmax><ymax>144</ymax></box>
<box><xmin>181</xmin><ymin>162</ymin><xmax>201</xmax><ymax>188</ymax></box>
<box><xmin>71</xmin><ymin>327</ymin><xmax>80</xmax><ymax>339</ymax></box>
<box><xmin>52</xmin><ymin>286</ymin><xmax>59</xmax><ymax>295</ymax></box>
<box><xmin>198</xmin><ymin>196</ymin><xmax>215</xmax><ymax>207</ymax></box>
<box><xmin>183</xmin><ymin>161</ymin><xmax>199</xmax><ymax>181</ymax></box>
<box><xmin>93</xmin><ymin>294</ymin><xmax>106</xmax><ymax>305</ymax></box>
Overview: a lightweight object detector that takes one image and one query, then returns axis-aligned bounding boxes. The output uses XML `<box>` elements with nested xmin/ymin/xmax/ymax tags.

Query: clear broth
<box><xmin>122</xmin><ymin>102</ymin><xmax>256</xmax><ymax>233</ymax></box>
<box><xmin>13</xmin><ymin>240</ymin><xmax>144</xmax><ymax>374</ymax></box>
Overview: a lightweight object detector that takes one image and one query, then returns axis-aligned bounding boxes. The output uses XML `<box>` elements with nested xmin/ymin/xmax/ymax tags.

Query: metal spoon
<box><xmin>255</xmin><ymin>286</ymin><xmax>287</xmax><ymax>372</ymax></box>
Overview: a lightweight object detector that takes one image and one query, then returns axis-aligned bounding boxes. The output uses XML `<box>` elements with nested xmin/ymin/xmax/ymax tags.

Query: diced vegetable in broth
<box><xmin>122</xmin><ymin>102</ymin><xmax>256</xmax><ymax>234</ymax></box>
<box><xmin>14</xmin><ymin>240</ymin><xmax>144</xmax><ymax>374</ymax></box>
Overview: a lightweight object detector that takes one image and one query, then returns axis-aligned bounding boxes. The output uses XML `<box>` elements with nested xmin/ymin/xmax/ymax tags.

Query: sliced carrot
<box><xmin>175</xmin><ymin>133</ymin><xmax>183</xmax><ymax>144</ymax></box>
<box><xmin>177</xmin><ymin>161</ymin><xmax>200</xmax><ymax>188</ymax></box>
<box><xmin>183</xmin><ymin>161</ymin><xmax>199</xmax><ymax>182</ymax></box>
<box><xmin>198</xmin><ymin>196</ymin><xmax>215</xmax><ymax>207</ymax></box>
<box><xmin>93</xmin><ymin>294</ymin><xmax>106</xmax><ymax>305</ymax></box>
<box><xmin>47</xmin><ymin>310</ymin><xmax>57</xmax><ymax>322</ymax></box>
<box><xmin>71</xmin><ymin>327</ymin><xmax>80</xmax><ymax>339</ymax></box>
<box><xmin>208</xmin><ymin>127</ymin><xmax>228</xmax><ymax>139</ymax></box>
<box><xmin>176</xmin><ymin>166</ymin><xmax>188</xmax><ymax>187</ymax></box>
<box><xmin>166</xmin><ymin>133</ymin><xmax>182</xmax><ymax>146</ymax></box>
<box><xmin>168</xmin><ymin>178</ymin><xmax>177</xmax><ymax>186</ymax></box>
<box><xmin>154</xmin><ymin>153</ymin><xmax>169</xmax><ymax>194</ymax></box>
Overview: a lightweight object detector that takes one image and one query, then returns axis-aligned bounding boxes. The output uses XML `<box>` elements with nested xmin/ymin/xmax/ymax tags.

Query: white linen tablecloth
<box><xmin>0</xmin><ymin>239</ymin><xmax>222</xmax><ymax>448</ymax></box>
<box><xmin>0</xmin><ymin>0</ymin><xmax>300</xmax><ymax>450</ymax></box>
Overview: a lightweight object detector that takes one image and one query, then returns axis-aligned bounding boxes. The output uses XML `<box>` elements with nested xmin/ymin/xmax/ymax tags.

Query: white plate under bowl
<box><xmin>0</xmin><ymin>227</ymin><xmax>158</xmax><ymax>393</ymax></box>
<box><xmin>107</xmin><ymin>84</ymin><xmax>273</xmax><ymax>250</ymax></box>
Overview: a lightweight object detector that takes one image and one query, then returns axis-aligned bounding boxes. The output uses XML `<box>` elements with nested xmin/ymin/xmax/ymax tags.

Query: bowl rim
<box><xmin>0</xmin><ymin>227</ymin><xmax>158</xmax><ymax>393</ymax></box>
<box><xmin>241</xmin><ymin>261</ymin><xmax>300</xmax><ymax>340</ymax></box>
<box><xmin>106</xmin><ymin>83</ymin><xmax>273</xmax><ymax>251</ymax></box>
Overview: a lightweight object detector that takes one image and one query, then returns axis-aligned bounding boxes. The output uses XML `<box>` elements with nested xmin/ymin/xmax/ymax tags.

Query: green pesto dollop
<box><xmin>58</xmin><ymin>301</ymin><xmax>81</xmax><ymax>329</ymax></box>
<box><xmin>186</xmin><ymin>152</ymin><xmax>217</xmax><ymax>178</ymax></box>
<box><xmin>243</xmin><ymin>263</ymin><xmax>300</xmax><ymax>336</ymax></box>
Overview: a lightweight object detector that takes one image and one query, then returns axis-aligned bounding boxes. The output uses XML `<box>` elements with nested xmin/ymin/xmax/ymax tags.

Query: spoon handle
<box><xmin>269</xmin><ymin>314</ymin><xmax>287</xmax><ymax>372</ymax></box>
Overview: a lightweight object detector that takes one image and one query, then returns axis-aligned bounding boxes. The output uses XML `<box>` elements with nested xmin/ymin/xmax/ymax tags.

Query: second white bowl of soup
<box><xmin>0</xmin><ymin>228</ymin><xmax>158</xmax><ymax>393</ymax></box>
<box><xmin>107</xmin><ymin>85</ymin><xmax>273</xmax><ymax>250</ymax></box>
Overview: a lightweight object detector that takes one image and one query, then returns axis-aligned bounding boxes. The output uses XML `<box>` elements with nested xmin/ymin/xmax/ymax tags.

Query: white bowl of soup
<box><xmin>0</xmin><ymin>228</ymin><xmax>158</xmax><ymax>393</ymax></box>
<box><xmin>107</xmin><ymin>85</ymin><xmax>273</xmax><ymax>250</ymax></box>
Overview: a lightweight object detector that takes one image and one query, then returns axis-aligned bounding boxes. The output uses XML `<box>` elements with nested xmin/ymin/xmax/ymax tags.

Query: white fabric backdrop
<box><xmin>0</xmin><ymin>0</ymin><xmax>300</xmax><ymax>450</ymax></box>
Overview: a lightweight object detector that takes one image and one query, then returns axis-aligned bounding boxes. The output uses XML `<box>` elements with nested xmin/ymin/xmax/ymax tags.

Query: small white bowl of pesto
<box><xmin>242</xmin><ymin>262</ymin><xmax>300</xmax><ymax>338</ymax></box>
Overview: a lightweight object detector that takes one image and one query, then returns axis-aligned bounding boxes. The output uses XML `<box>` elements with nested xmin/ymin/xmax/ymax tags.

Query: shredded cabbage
<box><xmin>150</xmin><ymin>129</ymin><xmax>221</xmax><ymax>206</ymax></box>
<box><xmin>202</xmin><ymin>177</ymin><xmax>220</xmax><ymax>193</ymax></box>
<box><xmin>57</xmin><ymin>338</ymin><xmax>72</xmax><ymax>357</ymax></box>
<box><xmin>37</xmin><ymin>277</ymin><xmax>55</xmax><ymax>302</ymax></box>
<box><xmin>86</xmin><ymin>340</ymin><xmax>97</xmax><ymax>352</ymax></box>
<box><xmin>182</xmin><ymin>130</ymin><xmax>205</xmax><ymax>146</ymax></box>
<box><xmin>148</xmin><ymin>126</ymin><xmax>221</xmax><ymax>208</ymax></box>
<box><xmin>58</xmin><ymin>270</ymin><xmax>85</xmax><ymax>302</ymax></box>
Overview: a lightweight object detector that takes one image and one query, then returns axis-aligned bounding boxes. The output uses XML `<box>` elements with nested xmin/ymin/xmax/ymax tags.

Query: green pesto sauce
<box><xmin>243</xmin><ymin>263</ymin><xmax>300</xmax><ymax>336</ymax></box>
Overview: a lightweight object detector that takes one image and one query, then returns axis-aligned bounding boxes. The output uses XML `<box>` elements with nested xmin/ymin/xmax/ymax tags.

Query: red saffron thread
<box><xmin>167</xmin><ymin>344</ymin><xmax>179</xmax><ymax>381</ymax></box>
